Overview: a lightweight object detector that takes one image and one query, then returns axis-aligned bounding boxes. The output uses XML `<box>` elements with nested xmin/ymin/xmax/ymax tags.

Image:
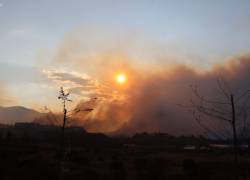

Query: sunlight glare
<box><xmin>116</xmin><ymin>74</ymin><xmax>127</xmax><ymax>84</ymax></box>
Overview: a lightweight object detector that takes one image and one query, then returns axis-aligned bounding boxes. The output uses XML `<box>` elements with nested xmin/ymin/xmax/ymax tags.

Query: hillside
<box><xmin>0</xmin><ymin>106</ymin><xmax>42</xmax><ymax>124</ymax></box>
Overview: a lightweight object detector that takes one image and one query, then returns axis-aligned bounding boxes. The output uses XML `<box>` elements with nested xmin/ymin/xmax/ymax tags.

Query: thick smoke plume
<box><xmin>39</xmin><ymin>29</ymin><xmax>250</xmax><ymax>136</ymax></box>
<box><xmin>42</xmin><ymin>54</ymin><xmax>250</xmax><ymax>136</ymax></box>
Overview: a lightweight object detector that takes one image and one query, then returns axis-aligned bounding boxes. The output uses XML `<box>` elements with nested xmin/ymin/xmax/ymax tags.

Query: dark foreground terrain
<box><xmin>1</xmin><ymin>124</ymin><xmax>250</xmax><ymax>180</ymax></box>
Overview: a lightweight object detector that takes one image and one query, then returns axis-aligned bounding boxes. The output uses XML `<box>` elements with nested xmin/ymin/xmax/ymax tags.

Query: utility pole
<box><xmin>230</xmin><ymin>94</ymin><xmax>238</xmax><ymax>167</ymax></box>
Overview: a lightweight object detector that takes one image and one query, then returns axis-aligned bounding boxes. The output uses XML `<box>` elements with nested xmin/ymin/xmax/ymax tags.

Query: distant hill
<box><xmin>0</xmin><ymin>106</ymin><xmax>43</xmax><ymax>124</ymax></box>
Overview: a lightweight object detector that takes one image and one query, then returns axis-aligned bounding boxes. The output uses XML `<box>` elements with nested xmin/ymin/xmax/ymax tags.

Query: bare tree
<box><xmin>57</xmin><ymin>87</ymin><xmax>98</xmax><ymax>180</ymax></box>
<box><xmin>58</xmin><ymin>87</ymin><xmax>97</xmax><ymax>156</ymax></box>
<box><xmin>58</xmin><ymin>87</ymin><xmax>72</xmax><ymax>160</ymax></box>
<box><xmin>187</xmin><ymin>78</ymin><xmax>250</xmax><ymax>165</ymax></box>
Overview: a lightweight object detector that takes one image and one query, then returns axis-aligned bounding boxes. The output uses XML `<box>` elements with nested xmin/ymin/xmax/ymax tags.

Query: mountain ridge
<box><xmin>0</xmin><ymin>106</ymin><xmax>43</xmax><ymax>124</ymax></box>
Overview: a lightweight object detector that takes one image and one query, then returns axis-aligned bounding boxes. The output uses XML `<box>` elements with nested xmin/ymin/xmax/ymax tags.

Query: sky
<box><xmin>1</xmin><ymin>0</ymin><xmax>250</xmax><ymax>65</ymax></box>
<box><xmin>1</xmin><ymin>0</ymin><xmax>250</xmax><ymax>133</ymax></box>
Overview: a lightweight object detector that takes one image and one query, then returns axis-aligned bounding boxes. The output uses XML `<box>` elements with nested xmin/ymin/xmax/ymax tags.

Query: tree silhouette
<box><xmin>58</xmin><ymin>87</ymin><xmax>72</xmax><ymax>160</ymax></box>
<box><xmin>187</xmin><ymin>78</ymin><xmax>250</xmax><ymax>166</ymax></box>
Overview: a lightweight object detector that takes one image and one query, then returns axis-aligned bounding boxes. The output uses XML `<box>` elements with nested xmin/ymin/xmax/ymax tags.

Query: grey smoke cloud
<box><xmin>39</xmin><ymin>28</ymin><xmax>250</xmax><ymax>135</ymax></box>
<box><xmin>67</xmin><ymin>55</ymin><xmax>250</xmax><ymax>136</ymax></box>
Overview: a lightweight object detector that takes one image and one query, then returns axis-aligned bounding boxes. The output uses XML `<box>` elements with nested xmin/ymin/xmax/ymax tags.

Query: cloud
<box><xmin>50</xmin><ymin>72</ymin><xmax>89</xmax><ymax>85</ymax></box>
<box><xmin>42</xmin><ymin>69</ymin><xmax>98</xmax><ymax>97</ymax></box>
<box><xmin>0</xmin><ymin>63</ymin><xmax>79</xmax><ymax>110</ymax></box>
<box><xmin>43</xmin><ymin>69</ymin><xmax>90</xmax><ymax>85</ymax></box>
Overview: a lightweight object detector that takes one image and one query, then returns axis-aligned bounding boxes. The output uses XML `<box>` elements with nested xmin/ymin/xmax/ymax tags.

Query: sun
<box><xmin>116</xmin><ymin>73</ymin><xmax>127</xmax><ymax>84</ymax></box>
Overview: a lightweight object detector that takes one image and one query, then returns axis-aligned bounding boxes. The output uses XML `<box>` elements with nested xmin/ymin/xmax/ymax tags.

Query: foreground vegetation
<box><xmin>0</xmin><ymin>125</ymin><xmax>250</xmax><ymax>180</ymax></box>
